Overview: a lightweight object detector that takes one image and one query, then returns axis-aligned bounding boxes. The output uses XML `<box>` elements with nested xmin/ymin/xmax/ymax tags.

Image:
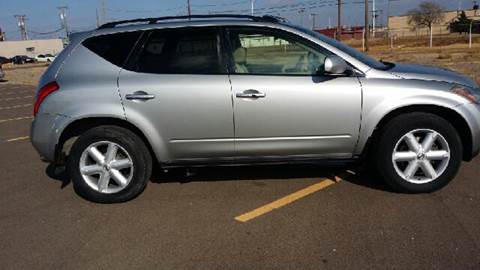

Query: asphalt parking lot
<box><xmin>1</xmin><ymin>83</ymin><xmax>479</xmax><ymax>270</ymax></box>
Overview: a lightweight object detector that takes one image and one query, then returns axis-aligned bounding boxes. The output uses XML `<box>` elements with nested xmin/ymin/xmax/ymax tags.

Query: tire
<box><xmin>68</xmin><ymin>126</ymin><xmax>152</xmax><ymax>203</ymax></box>
<box><xmin>374</xmin><ymin>112</ymin><xmax>463</xmax><ymax>193</ymax></box>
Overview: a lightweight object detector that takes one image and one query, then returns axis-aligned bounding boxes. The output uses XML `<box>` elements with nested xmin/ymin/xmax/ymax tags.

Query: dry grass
<box><xmin>367</xmin><ymin>45</ymin><xmax>480</xmax><ymax>85</ymax></box>
<box><xmin>1</xmin><ymin>63</ymin><xmax>48</xmax><ymax>86</ymax></box>
<box><xmin>346</xmin><ymin>34</ymin><xmax>480</xmax><ymax>85</ymax></box>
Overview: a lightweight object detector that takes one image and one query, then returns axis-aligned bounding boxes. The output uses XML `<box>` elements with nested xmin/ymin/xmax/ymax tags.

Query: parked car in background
<box><xmin>0</xmin><ymin>56</ymin><xmax>11</xmax><ymax>65</ymax></box>
<box><xmin>0</xmin><ymin>64</ymin><xmax>4</xmax><ymax>80</ymax></box>
<box><xmin>31</xmin><ymin>15</ymin><xmax>480</xmax><ymax>203</ymax></box>
<box><xmin>11</xmin><ymin>55</ymin><xmax>36</xmax><ymax>65</ymax></box>
<box><xmin>36</xmin><ymin>54</ymin><xmax>56</xmax><ymax>62</ymax></box>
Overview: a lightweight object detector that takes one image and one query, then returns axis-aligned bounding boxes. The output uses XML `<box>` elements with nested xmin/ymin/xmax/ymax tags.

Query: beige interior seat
<box><xmin>234</xmin><ymin>47</ymin><xmax>249</xmax><ymax>74</ymax></box>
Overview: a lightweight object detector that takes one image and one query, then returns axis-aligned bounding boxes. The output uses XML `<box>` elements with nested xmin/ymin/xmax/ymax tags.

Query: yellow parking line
<box><xmin>235</xmin><ymin>178</ymin><xmax>339</xmax><ymax>223</ymax></box>
<box><xmin>6</xmin><ymin>136</ymin><xmax>30</xmax><ymax>142</ymax></box>
<box><xmin>0</xmin><ymin>96</ymin><xmax>33</xmax><ymax>101</ymax></box>
<box><xmin>0</xmin><ymin>104</ymin><xmax>31</xmax><ymax>110</ymax></box>
<box><xmin>0</xmin><ymin>116</ymin><xmax>33</xmax><ymax>123</ymax></box>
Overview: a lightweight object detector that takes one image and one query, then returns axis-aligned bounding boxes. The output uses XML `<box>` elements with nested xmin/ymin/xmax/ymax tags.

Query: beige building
<box><xmin>388</xmin><ymin>9</ymin><xmax>480</xmax><ymax>37</ymax></box>
<box><xmin>0</xmin><ymin>39</ymin><xmax>64</xmax><ymax>58</ymax></box>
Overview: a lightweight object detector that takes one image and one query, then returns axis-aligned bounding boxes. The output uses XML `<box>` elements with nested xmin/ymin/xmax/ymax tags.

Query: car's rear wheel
<box><xmin>374</xmin><ymin>112</ymin><xmax>463</xmax><ymax>193</ymax></box>
<box><xmin>68</xmin><ymin>126</ymin><xmax>152</xmax><ymax>203</ymax></box>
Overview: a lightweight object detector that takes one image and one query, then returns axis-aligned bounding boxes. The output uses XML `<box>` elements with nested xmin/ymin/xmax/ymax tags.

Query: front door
<box><xmin>225</xmin><ymin>27</ymin><xmax>362</xmax><ymax>159</ymax></box>
<box><xmin>118</xmin><ymin>27</ymin><xmax>234</xmax><ymax>162</ymax></box>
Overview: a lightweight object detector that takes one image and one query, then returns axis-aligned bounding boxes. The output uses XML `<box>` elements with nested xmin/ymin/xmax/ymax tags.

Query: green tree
<box><xmin>449</xmin><ymin>11</ymin><xmax>472</xmax><ymax>34</ymax></box>
<box><xmin>449</xmin><ymin>11</ymin><xmax>480</xmax><ymax>34</ymax></box>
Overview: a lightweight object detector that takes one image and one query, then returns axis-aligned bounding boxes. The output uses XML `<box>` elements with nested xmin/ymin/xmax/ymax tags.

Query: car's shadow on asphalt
<box><xmin>150</xmin><ymin>164</ymin><xmax>392</xmax><ymax>192</ymax></box>
<box><xmin>45</xmin><ymin>163</ymin><xmax>392</xmax><ymax>192</ymax></box>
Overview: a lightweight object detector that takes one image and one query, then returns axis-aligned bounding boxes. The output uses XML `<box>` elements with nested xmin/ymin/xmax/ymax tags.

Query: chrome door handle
<box><xmin>236</xmin><ymin>89</ymin><xmax>266</xmax><ymax>99</ymax></box>
<box><xmin>125</xmin><ymin>91</ymin><xmax>155</xmax><ymax>101</ymax></box>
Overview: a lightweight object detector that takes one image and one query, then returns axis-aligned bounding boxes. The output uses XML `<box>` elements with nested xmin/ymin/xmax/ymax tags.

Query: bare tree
<box><xmin>407</xmin><ymin>1</ymin><xmax>445</xmax><ymax>47</ymax></box>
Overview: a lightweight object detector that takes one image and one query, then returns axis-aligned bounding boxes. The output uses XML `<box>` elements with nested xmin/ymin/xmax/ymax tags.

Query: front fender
<box><xmin>355</xmin><ymin>78</ymin><xmax>471</xmax><ymax>155</ymax></box>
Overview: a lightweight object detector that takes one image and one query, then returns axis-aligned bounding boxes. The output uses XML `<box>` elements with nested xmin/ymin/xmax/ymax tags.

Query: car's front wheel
<box><xmin>68</xmin><ymin>126</ymin><xmax>152</xmax><ymax>203</ymax></box>
<box><xmin>375</xmin><ymin>112</ymin><xmax>463</xmax><ymax>193</ymax></box>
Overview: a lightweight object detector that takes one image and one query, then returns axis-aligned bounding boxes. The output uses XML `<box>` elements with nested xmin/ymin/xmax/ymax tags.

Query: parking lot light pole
<box><xmin>469</xmin><ymin>21</ymin><xmax>473</xmax><ymax>49</ymax></box>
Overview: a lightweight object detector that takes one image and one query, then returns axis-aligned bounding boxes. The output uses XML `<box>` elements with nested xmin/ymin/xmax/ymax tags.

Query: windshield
<box><xmin>290</xmin><ymin>25</ymin><xmax>390</xmax><ymax>71</ymax></box>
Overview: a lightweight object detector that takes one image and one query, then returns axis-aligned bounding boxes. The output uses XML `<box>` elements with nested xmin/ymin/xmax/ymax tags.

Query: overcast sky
<box><xmin>0</xmin><ymin>0</ymin><xmax>474</xmax><ymax>40</ymax></box>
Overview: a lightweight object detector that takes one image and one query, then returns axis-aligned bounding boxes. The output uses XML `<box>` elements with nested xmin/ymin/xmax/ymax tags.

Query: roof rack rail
<box><xmin>98</xmin><ymin>14</ymin><xmax>285</xmax><ymax>30</ymax></box>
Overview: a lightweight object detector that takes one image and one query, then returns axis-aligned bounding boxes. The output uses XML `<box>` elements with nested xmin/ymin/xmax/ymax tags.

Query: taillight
<box><xmin>34</xmin><ymin>81</ymin><xmax>59</xmax><ymax>117</ymax></box>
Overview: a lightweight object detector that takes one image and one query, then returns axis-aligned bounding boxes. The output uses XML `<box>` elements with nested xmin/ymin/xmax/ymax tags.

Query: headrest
<box><xmin>234</xmin><ymin>47</ymin><xmax>247</xmax><ymax>63</ymax></box>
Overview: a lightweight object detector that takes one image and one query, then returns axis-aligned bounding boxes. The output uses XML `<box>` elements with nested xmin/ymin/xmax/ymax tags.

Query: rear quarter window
<box><xmin>82</xmin><ymin>31</ymin><xmax>141</xmax><ymax>67</ymax></box>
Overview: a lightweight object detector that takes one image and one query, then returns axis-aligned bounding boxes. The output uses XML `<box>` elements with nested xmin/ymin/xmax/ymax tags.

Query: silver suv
<box><xmin>31</xmin><ymin>15</ymin><xmax>480</xmax><ymax>203</ymax></box>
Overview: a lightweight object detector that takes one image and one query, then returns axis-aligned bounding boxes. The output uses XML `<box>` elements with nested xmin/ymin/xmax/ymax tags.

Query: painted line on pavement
<box><xmin>0</xmin><ymin>116</ymin><xmax>33</xmax><ymax>123</ymax></box>
<box><xmin>0</xmin><ymin>96</ymin><xmax>33</xmax><ymax>102</ymax></box>
<box><xmin>5</xmin><ymin>136</ymin><xmax>30</xmax><ymax>142</ymax></box>
<box><xmin>0</xmin><ymin>104</ymin><xmax>31</xmax><ymax>110</ymax></box>
<box><xmin>235</xmin><ymin>176</ymin><xmax>342</xmax><ymax>223</ymax></box>
<box><xmin>4</xmin><ymin>90</ymin><xmax>32</xmax><ymax>95</ymax></box>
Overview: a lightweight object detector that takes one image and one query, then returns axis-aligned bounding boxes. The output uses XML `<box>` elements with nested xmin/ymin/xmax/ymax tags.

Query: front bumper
<box><xmin>30</xmin><ymin>113</ymin><xmax>70</xmax><ymax>162</ymax></box>
<box><xmin>457</xmin><ymin>102</ymin><xmax>480</xmax><ymax>160</ymax></box>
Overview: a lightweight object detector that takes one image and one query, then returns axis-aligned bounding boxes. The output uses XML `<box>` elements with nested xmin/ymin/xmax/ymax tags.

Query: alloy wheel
<box><xmin>79</xmin><ymin>141</ymin><xmax>134</xmax><ymax>194</ymax></box>
<box><xmin>392</xmin><ymin>129</ymin><xmax>451</xmax><ymax>184</ymax></box>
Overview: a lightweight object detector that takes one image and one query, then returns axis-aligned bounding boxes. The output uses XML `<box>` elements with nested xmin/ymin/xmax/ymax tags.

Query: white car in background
<box><xmin>35</xmin><ymin>54</ymin><xmax>56</xmax><ymax>62</ymax></box>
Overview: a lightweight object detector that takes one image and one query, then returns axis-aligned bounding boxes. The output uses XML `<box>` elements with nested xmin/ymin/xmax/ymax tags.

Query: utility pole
<box><xmin>14</xmin><ymin>15</ymin><xmax>28</xmax><ymax>40</ymax></box>
<box><xmin>187</xmin><ymin>0</ymin><xmax>192</xmax><ymax>16</ymax></box>
<box><xmin>100</xmin><ymin>0</ymin><xmax>107</xmax><ymax>25</ymax></box>
<box><xmin>469</xmin><ymin>20</ymin><xmax>473</xmax><ymax>48</ymax></box>
<box><xmin>386</xmin><ymin>0</ymin><xmax>391</xmax><ymax>29</ymax></box>
<box><xmin>57</xmin><ymin>6</ymin><xmax>69</xmax><ymax>38</ymax></box>
<box><xmin>372</xmin><ymin>0</ymin><xmax>376</xmax><ymax>38</ymax></box>
<box><xmin>299</xmin><ymin>8</ymin><xmax>305</xmax><ymax>27</ymax></box>
<box><xmin>310</xmin><ymin>13</ymin><xmax>317</xmax><ymax>30</ymax></box>
<box><xmin>96</xmin><ymin>8</ymin><xmax>100</xmax><ymax>27</ymax></box>
<box><xmin>364</xmin><ymin>0</ymin><xmax>369</xmax><ymax>51</ymax></box>
<box><xmin>337</xmin><ymin>0</ymin><xmax>342</xmax><ymax>40</ymax></box>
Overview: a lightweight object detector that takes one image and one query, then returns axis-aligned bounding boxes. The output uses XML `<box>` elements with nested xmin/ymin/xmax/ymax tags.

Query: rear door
<box><xmin>225</xmin><ymin>27</ymin><xmax>362</xmax><ymax>159</ymax></box>
<box><xmin>118</xmin><ymin>27</ymin><xmax>235</xmax><ymax>162</ymax></box>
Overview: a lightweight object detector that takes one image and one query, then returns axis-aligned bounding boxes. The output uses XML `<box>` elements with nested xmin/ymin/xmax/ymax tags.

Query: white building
<box><xmin>0</xmin><ymin>39</ymin><xmax>64</xmax><ymax>58</ymax></box>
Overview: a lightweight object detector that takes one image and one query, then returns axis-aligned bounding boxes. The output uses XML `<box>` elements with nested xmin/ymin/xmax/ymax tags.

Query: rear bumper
<box><xmin>30</xmin><ymin>113</ymin><xmax>70</xmax><ymax>162</ymax></box>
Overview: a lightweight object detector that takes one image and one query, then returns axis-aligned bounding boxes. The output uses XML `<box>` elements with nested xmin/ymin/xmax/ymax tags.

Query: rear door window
<box><xmin>83</xmin><ymin>31</ymin><xmax>141</xmax><ymax>67</ymax></box>
<box><xmin>134</xmin><ymin>28</ymin><xmax>225</xmax><ymax>74</ymax></box>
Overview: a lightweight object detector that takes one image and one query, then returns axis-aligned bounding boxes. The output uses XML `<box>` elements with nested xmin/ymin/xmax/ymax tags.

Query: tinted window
<box><xmin>83</xmin><ymin>31</ymin><xmax>141</xmax><ymax>67</ymax></box>
<box><xmin>228</xmin><ymin>28</ymin><xmax>330</xmax><ymax>75</ymax></box>
<box><xmin>135</xmin><ymin>28</ymin><xmax>224</xmax><ymax>74</ymax></box>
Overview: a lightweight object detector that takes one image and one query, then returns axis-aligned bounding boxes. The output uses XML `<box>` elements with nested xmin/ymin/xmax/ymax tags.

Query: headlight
<box><xmin>451</xmin><ymin>85</ymin><xmax>480</xmax><ymax>104</ymax></box>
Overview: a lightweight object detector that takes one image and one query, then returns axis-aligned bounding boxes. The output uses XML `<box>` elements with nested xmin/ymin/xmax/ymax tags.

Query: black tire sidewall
<box><xmin>68</xmin><ymin>126</ymin><xmax>152</xmax><ymax>203</ymax></box>
<box><xmin>376</xmin><ymin>113</ymin><xmax>463</xmax><ymax>193</ymax></box>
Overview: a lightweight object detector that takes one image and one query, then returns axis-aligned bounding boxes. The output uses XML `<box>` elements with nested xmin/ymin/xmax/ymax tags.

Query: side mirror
<box><xmin>324</xmin><ymin>55</ymin><xmax>349</xmax><ymax>75</ymax></box>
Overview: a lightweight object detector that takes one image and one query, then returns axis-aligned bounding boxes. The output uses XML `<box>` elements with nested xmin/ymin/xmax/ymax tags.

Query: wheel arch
<box><xmin>361</xmin><ymin>105</ymin><xmax>473</xmax><ymax>161</ymax></box>
<box><xmin>56</xmin><ymin>117</ymin><xmax>159</xmax><ymax>165</ymax></box>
